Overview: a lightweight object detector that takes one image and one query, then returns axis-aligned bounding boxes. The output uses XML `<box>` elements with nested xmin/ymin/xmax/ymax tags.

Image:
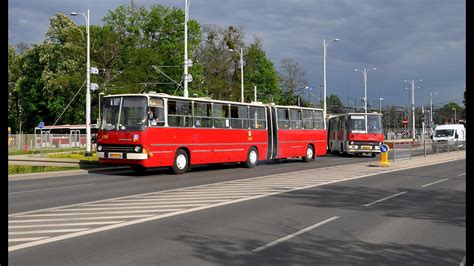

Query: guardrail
<box><xmin>386</xmin><ymin>139</ymin><xmax>465</xmax><ymax>162</ymax></box>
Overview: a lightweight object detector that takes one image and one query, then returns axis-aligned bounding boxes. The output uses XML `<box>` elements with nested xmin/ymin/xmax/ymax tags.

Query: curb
<box><xmin>8</xmin><ymin>166</ymin><xmax>131</xmax><ymax>181</ymax></box>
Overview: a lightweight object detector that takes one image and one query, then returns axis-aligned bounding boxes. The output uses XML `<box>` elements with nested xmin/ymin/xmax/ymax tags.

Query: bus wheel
<box><xmin>371</xmin><ymin>153</ymin><xmax>377</xmax><ymax>157</ymax></box>
<box><xmin>303</xmin><ymin>145</ymin><xmax>314</xmax><ymax>162</ymax></box>
<box><xmin>244</xmin><ymin>147</ymin><xmax>258</xmax><ymax>168</ymax></box>
<box><xmin>172</xmin><ymin>149</ymin><xmax>189</xmax><ymax>175</ymax></box>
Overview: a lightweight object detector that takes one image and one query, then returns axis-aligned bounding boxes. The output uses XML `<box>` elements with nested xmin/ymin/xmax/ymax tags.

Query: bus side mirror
<box><xmin>455</xmin><ymin>133</ymin><xmax>459</xmax><ymax>139</ymax></box>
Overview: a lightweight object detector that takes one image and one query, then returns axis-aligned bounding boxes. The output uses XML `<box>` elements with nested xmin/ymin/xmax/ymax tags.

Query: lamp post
<box><xmin>355</xmin><ymin>67</ymin><xmax>376</xmax><ymax>131</ymax></box>
<box><xmin>98</xmin><ymin>92</ymin><xmax>105</xmax><ymax>126</ymax></box>
<box><xmin>404</xmin><ymin>79</ymin><xmax>422</xmax><ymax>141</ymax></box>
<box><xmin>379</xmin><ymin>97</ymin><xmax>383</xmax><ymax>113</ymax></box>
<box><xmin>452</xmin><ymin>108</ymin><xmax>456</xmax><ymax>124</ymax></box>
<box><xmin>183</xmin><ymin>0</ymin><xmax>189</xmax><ymax>98</ymax></box>
<box><xmin>429</xmin><ymin>91</ymin><xmax>437</xmax><ymax>128</ymax></box>
<box><xmin>70</xmin><ymin>9</ymin><xmax>92</xmax><ymax>156</ymax></box>
<box><xmin>229</xmin><ymin>47</ymin><xmax>244</xmax><ymax>103</ymax></box>
<box><xmin>323</xmin><ymin>38</ymin><xmax>340</xmax><ymax>128</ymax></box>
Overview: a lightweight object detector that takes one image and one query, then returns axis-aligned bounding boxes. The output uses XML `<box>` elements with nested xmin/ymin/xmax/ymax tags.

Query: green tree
<box><xmin>8</xmin><ymin>44</ymin><xmax>20</xmax><ymax>132</ymax></box>
<box><xmin>16</xmin><ymin>14</ymin><xmax>86</xmax><ymax>133</ymax></box>
<box><xmin>435</xmin><ymin>102</ymin><xmax>462</xmax><ymax>124</ymax></box>
<box><xmin>326</xmin><ymin>94</ymin><xmax>344</xmax><ymax>114</ymax></box>
<box><xmin>243</xmin><ymin>37</ymin><xmax>281</xmax><ymax>103</ymax></box>
<box><xmin>102</xmin><ymin>1</ymin><xmax>203</xmax><ymax>96</ymax></box>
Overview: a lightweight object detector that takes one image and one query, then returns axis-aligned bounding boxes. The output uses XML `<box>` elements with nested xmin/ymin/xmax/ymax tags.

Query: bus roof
<box><xmin>103</xmin><ymin>93</ymin><xmax>322</xmax><ymax>110</ymax></box>
<box><xmin>328</xmin><ymin>112</ymin><xmax>382</xmax><ymax>119</ymax></box>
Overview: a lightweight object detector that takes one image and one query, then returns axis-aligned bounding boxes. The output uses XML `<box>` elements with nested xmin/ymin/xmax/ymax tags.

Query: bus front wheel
<box><xmin>244</xmin><ymin>147</ymin><xmax>258</xmax><ymax>168</ymax></box>
<box><xmin>172</xmin><ymin>149</ymin><xmax>189</xmax><ymax>175</ymax></box>
<box><xmin>302</xmin><ymin>145</ymin><xmax>314</xmax><ymax>162</ymax></box>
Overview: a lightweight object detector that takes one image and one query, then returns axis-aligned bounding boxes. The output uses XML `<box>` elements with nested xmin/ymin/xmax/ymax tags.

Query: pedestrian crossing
<box><xmin>9</xmin><ymin>162</ymin><xmax>383</xmax><ymax>252</ymax></box>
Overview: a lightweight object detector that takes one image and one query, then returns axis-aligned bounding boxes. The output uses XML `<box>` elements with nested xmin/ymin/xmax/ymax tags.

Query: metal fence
<box><xmin>390</xmin><ymin>139</ymin><xmax>466</xmax><ymax>162</ymax></box>
<box><xmin>8</xmin><ymin>133</ymin><xmax>88</xmax><ymax>153</ymax></box>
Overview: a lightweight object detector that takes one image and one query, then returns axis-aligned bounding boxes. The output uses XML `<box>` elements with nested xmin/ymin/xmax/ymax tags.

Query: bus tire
<box><xmin>244</xmin><ymin>147</ymin><xmax>258</xmax><ymax>168</ymax></box>
<box><xmin>302</xmin><ymin>145</ymin><xmax>314</xmax><ymax>162</ymax></box>
<box><xmin>371</xmin><ymin>153</ymin><xmax>377</xmax><ymax>157</ymax></box>
<box><xmin>172</xmin><ymin>149</ymin><xmax>189</xmax><ymax>175</ymax></box>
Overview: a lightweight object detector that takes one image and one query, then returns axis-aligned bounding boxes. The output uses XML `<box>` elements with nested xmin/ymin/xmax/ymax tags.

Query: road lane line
<box><xmin>252</xmin><ymin>216</ymin><xmax>340</xmax><ymax>252</ymax></box>
<box><xmin>9</xmin><ymin>237</ymin><xmax>49</xmax><ymax>242</ymax></box>
<box><xmin>364</xmin><ymin>192</ymin><xmax>407</xmax><ymax>207</ymax></box>
<box><xmin>458</xmin><ymin>173</ymin><xmax>465</xmax><ymax>176</ymax></box>
<box><xmin>9</xmin><ymin>215</ymin><xmax>154</xmax><ymax>223</ymax></box>
<box><xmin>421</xmin><ymin>178</ymin><xmax>449</xmax><ymax>187</ymax></box>
<box><xmin>19</xmin><ymin>209</ymin><xmax>184</xmax><ymax>217</ymax></box>
<box><xmin>9</xmin><ymin>228</ymin><xmax>89</xmax><ymax>235</ymax></box>
<box><xmin>9</xmin><ymin>183</ymin><xmax>94</xmax><ymax>195</ymax></box>
<box><xmin>9</xmin><ymin>221</ymin><xmax>124</xmax><ymax>228</ymax></box>
<box><xmin>50</xmin><ymin>204</ymin><xmax>205</xmax><ymax>211</ymax></box>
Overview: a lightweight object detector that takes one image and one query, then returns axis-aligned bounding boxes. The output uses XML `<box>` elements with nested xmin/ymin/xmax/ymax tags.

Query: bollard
<box><xmin>379</xmin><ymin>144</ymin><xmax>390</xmax><ymax>167</ymax></box>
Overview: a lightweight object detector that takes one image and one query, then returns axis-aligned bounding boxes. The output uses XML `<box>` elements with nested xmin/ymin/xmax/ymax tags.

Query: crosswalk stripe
<box><xmin>9</xmin><ymin>215</ymin><xmax>154</xmax><ymax>223</ymax></box>
<box><xmin>9</xmin><ymin>228</ymin><xmax>89</xmax><ymax>234</ymax></box>
<box><xmin>9</xmin><ymin>221</ymin><xmax>124</xmax><ymax>229</ymax></box>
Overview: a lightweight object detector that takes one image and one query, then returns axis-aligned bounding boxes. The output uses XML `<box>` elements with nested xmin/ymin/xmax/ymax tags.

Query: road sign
<box><xmin>380</xmin><ymin>144</ymin><xmax>389</xmax><ymax>153</ymax></box>
<box><xmin>38</xmin><ymin>122</ymin><xmax>44</xmax><ymax>129</ymax></box>
<box><xmin>402</xmin><ymin>118</ymin><xmax>408</xmax><ymax>125</ymax></box>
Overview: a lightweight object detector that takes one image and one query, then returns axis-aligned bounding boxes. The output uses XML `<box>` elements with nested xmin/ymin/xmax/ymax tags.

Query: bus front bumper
<box><xmin>97</xmin><ymin>152</ymin><xmax>148</xmax><ymax>160</ymax></box>
<box><xmin>347</xmin><ymin>145</ymin><xmax>380</xmax><ymax>153</ymax></box>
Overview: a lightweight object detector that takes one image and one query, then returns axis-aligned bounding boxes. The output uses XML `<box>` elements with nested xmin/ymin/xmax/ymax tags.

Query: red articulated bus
<box><xmin>97</xmin><ymin>93</ymin><xmax>327</xmax><ymax>174</ymax></box>
<box><xmin>327</xmin><ymin>112</ymin><xmax>384</xmax><ymax>157</ymax></box>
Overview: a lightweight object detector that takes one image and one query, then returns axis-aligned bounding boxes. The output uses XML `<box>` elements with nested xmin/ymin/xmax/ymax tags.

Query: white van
<box><xmin>432</xmin><ymin>124</ymin><xmax>465</xmax><ymax>151</ymax></box>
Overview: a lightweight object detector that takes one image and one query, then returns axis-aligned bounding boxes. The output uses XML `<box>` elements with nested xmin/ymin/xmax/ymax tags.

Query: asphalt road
<box><xmin>9</xmin><ymin>153</ymin><xmax>377</xmax><ymax>214</ymax></box>
<box><xmin>8</xmin><ymin>157</ymin><xmax>465</xmax><ymax>265</ymax></box>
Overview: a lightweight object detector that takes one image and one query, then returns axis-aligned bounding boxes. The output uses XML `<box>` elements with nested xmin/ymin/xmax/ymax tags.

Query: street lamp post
<box><xmin>355</xmin><ymin>67</ymin><xmax>376</xmax><ymax>131</ymax></box>
<box><xmin>98</xmin><ymin>92</ymin><xmax>105</xmax><ymax>126</ymax></box>
<box><xmin>229</xmin><ymin>47</ymin><xmax>244</xmax><ymax>103</ymax></box>
<box><xmin>430</xmin><ymin>91</ymin><xmax>437</xmax><ymax>128</ymax></box>
<box><xmin>379</xmin><ymin>97</ymin><xmax>383</xmax><ymax>113</ymax></box>
<box><xmin>404</xmin><ymin>79</ymin><xmax>422</xmax><ymax>141</ymax></box>
<box><xmin>323</xmin><ymin>38</ymin><xmax>340</xmax><ymax>128</ymax></box>
<box><xmin>70</xmin><ymin>9</ymin><xmax>92</xmax><ymax>156</ymax></box>
<box><xmin>452</xmin><ymin>108</ymin><xmax>456</xmax><ymax>123</ymax></box>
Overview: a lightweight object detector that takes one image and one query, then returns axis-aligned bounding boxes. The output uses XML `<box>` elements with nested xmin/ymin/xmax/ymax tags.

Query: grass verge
<box><xmin>48</xmin><ymin>152</ymin><xmax>98</xmax><ymax>161</ymax></box>
<box><xmin>9</xmin><ymin>165</ymin><xmax>81</xmax><ymax>175</ymax></box>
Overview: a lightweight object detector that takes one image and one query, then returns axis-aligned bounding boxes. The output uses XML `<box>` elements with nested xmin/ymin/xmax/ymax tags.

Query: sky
<box><xmin>8</xmin><ymin>0</ymin><xmax>465</xmax><ymax>108</ymax></box>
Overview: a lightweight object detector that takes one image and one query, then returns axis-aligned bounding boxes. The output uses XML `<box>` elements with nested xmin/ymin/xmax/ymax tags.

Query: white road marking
<box><xmin>9</xmin><ymin>228</ymin><xmax>89</xmax><ymax>235</ymax></box>
<box><xmin>8</xmin><ymin>157</ymin><xmax>463</xmax><ymax>252</ymax></box>
<box><xmin>9</xmin><ymin>237</ymin><xmax>49</xmax><ymax>242</ymax></box>
<box><xmin>9</xmin><ymin>183</ymin><xmax>94</xmax><ymax>195</ymax></box>
<box><xmin>111</xmin><ymin>198</ymin><xmax>229</xmax><ymax>204</ymax></box>
<box><xmin>19</xmin><ymin>209</ymin><xmax>184</xmax><ymax>217</ymax></box>
<box><xmin>252</xmin><ymin>216</ymin><xmax>340</xmax><ymax>252</ymax></box>
<box><xmin>9</xmin><ymin>215</ymin><xmax>154</xmax><ymax>223</ymax></box>
<box><xmin>364</xmin><ymin>192</ymin><xmax>407</xmax><ymax>207</ymax></box>
<box><xmin>458</xmin><ymin>173</ymin><xmax>465</xmax><ymax>176</ymax></box>
<box><xmin>9</xmin><ymin>221</ymin><xmax>124</xmax><ymax>229</ymax></box>
<box><xmin>421</xmin><ymin>178</ymin><xmax>449</xmax><ymax>187</ymax></box>
<box><xmin>50</xmin><ymin>204</ymin><xmax>205</xmax><ymax>211</ymax></box>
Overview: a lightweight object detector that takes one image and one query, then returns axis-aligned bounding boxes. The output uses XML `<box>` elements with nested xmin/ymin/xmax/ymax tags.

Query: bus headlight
<box><xmin>350</xmin><ymin>141</ymin><xmax>354</xmax><ymax>145</ymax></box>
<box><xmin>134</xmin><ymin>146</ymin><xmax>142</xmax><ymax>153</ymax></box>
<box><xmin>97</xmin><ymin>145</ymin><xmax>103</xmax><ymax>152</ymax></box>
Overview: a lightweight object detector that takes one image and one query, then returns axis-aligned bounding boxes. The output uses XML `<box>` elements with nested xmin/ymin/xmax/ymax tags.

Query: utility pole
<box><xmin>183</xmin><ymin>0</ymin><xmax>189</xmax><ymax>98</ymax></box>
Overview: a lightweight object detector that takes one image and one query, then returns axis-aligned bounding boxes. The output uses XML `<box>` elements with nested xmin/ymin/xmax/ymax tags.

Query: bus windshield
<box><xmin>101</xmin><ymin>96</ymin><xmax>148</xmax><ymax>131</ymax></box>
<box><xmin>367</xmin><ymin>115</ymin><xmax>382</xmax><ymax>133</ymax></box>
<box><xmin>348</xmin><ymin>114</ymin><xmax>382</xmax><ymax>133</ymax></box>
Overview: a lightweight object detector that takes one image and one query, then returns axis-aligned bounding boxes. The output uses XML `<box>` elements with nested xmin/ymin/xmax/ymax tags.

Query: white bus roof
<box><xmin>103</xmin><ymin>93</ymin><xmax>267</xmax><ymax>107</ymax></box>
<box><xmin>328</xmin><ymin>112</ymin><xmax>382</xmax><ymax>119</ymax></box>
